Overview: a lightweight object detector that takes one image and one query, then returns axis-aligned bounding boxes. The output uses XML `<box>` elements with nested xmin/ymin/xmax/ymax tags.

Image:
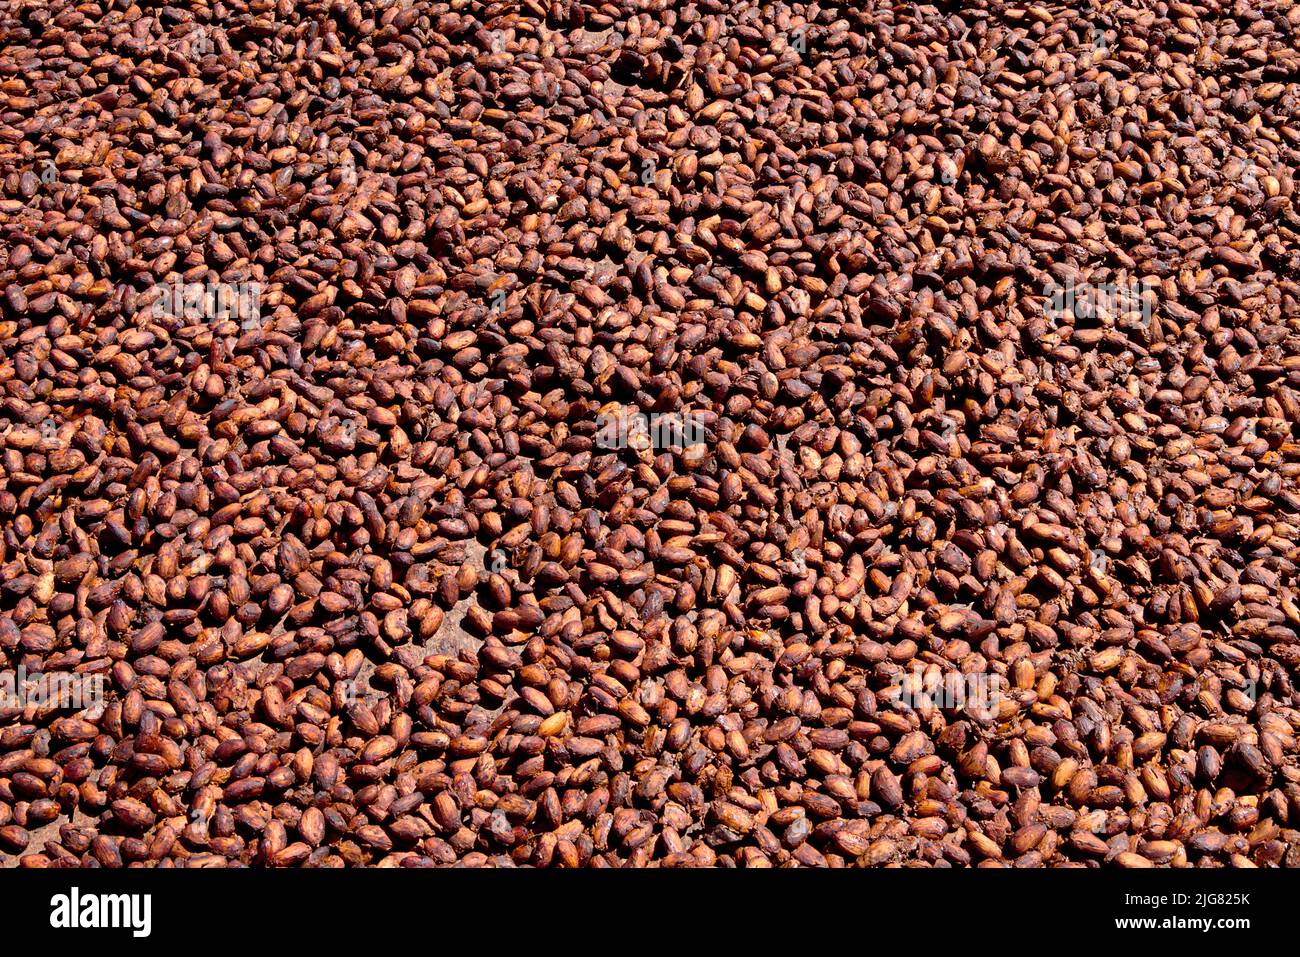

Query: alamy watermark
<box><xmin>50</xmin><ymin>887</ymin><xmax>151</xmax><ymax>937</ymax></box>
<box><xmin>0</xmin><ymin>666</ymin><xmax>105</xmax><ymax>712</ymax></box>
<box><xmin>151</xmin><ymin>279</ymin><xmax>263</xmax><ymax>330</ymax></box>
<box><xmin>338</xmin><ymin>150</ymin><xmax>357</xmax><ymax>187</ymax></box>
<box><xmin>595</xmin><ymin>410</ymin><xmax>706</xmax><ymax>460</ymax></box>
<box><xmin>339</xmin><ymin>678</ymin><xmax>376</xmax><ymax>707</ymax></box>
<box><xmin>1043</xmin><ymin>278</ymin><xmax>1155</xmax><ymax>328</ymax></box>
<box><xmin>180</xmin><ymin>25</ymin><xmax>217</xmax><ymax>59</ymax></box>
<box><xmin>1091</xmin><ymin>22</ymin><xmax>1108</xmax><ymax>54</ymax></box>
<box><xmin>890</xmin><ymin>665</ymin><xmax>1005</xmax><ymax>719</ymax></box>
